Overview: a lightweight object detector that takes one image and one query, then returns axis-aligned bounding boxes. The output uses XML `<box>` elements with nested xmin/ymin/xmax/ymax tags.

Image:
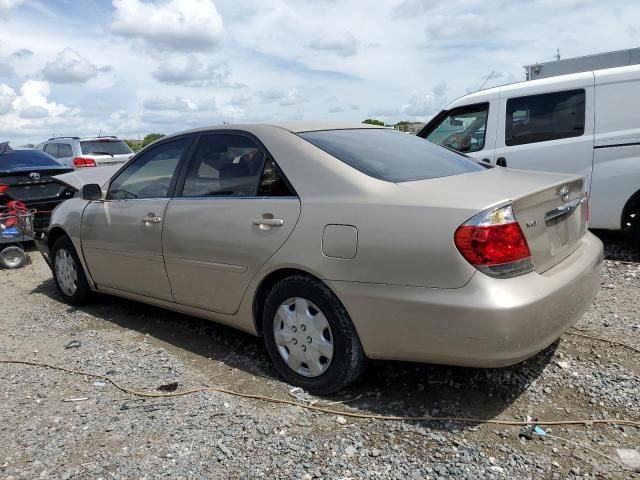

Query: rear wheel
<box><xmin>51</xmin><ymin>236</ymin><xmax>91</xmax><ymax>305</ymax></box>
<box><xmin>262</xmin><ymin>274</ymin><xmax>366</xmax><ymax>394</ymax></box>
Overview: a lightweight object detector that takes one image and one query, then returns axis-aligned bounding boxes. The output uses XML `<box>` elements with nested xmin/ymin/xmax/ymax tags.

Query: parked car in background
<box><xmin>36</xmin><ymin>123</ymin><xmax>602</xmax><ymax>393</ymax></box>
<box><xmin>419</xmin><ymin>64</ymin><xmax>640</xmax><ymax>248</ymax></box>
<box><xmin>0</xmin><ymin>142</ymin><xmax>74</xmax><ymax>231</ymax></box>
<box><xmin>35</xmin><ymin>136</ymin><xmax>134</xmax><ymax>169</ymax></box>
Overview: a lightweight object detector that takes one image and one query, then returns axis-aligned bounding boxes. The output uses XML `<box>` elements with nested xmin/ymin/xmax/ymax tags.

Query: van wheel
<box><xmin>51</xmin><ymin>236</ymin><xmax>91</xmax><ymax>305</ymax></box>
<box><xmin>262</xmin><ymin>275</ymin><xmax>367</xmax><ymax>395</ymax></box>
<box><xmin>628</xmin><ymin>208</ymin><xmax>640</xmax><ymax>251</ymax></box>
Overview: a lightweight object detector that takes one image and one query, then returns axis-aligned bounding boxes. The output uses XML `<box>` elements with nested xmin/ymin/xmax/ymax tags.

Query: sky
<box><xmin>0</xmin><ymin>0</ymin><xmax>639</xmax><ymax>145</ymax></box>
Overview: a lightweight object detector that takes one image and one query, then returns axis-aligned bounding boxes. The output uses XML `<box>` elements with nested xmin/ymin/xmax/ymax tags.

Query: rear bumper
<box><xmin>328</xmin><ymin>232</ymin><xmax>603</xmax><ymax>367</ymax></box>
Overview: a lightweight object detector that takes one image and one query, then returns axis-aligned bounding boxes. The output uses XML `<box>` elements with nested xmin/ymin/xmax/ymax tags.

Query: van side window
<box><xmin>424</xmin><ymin>103</ymin><xmax>489</xmax><ymax>153</ymax></box>
<box><xmin>505</xmin><ymin>89</ymin><xmax>585</xmax><ymax>146</ymax></box>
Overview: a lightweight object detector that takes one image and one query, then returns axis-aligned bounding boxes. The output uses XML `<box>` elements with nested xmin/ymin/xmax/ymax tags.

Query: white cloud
<box><xmin>19</xmin><ymin>105</ymin><xmax>48</xmax><ymax>119</ymax></box>
<box><xmin>307</xmin><ymin>31</ymin><xmax>359</xmax><ymax>57</ymax></box>
<box><xmin>0</xmin><ymin>62</ymin><xmax>16</xmax><ymax>77</ymax></box>
<box><xmin>12</xmin><ymin>48</ymin><xmax>33</xmax><ymax>59</ymax></box>
<box><xmin>41</xmin><ymin>48</ymin><xmax>101</xmax><ymax>84</ymax></box>
<box><xmin>0</xmin><ymin>84</ymin><xmax>16</xmax><ymax>115</ymax></box>
<box><xmin>111</xmin><ymin>0</ymin><xmax>225</xmax><ymax>52</ymax></box>
<box><xmin>13</xmin><ymin>80</ymin><xmax>68</xmax><ymax>117</ymax></box>
<box><xmin>143</xmin><ymin>96</ymin><xmax>192</xmax><ymax>111</ymax></box>
<box><xmin>152</xmin><ymin>55</ymin><xmax>232</xmax><ymax>87</ymax></box>
<box><xmin>0</xmin><ymin>0</ymin><xmax>23</xmax><ymax>11</ymax></box>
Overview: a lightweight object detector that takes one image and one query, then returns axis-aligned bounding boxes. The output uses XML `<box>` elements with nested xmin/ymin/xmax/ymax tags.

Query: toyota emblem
<box><xmin>29</xmin><ymin>172</ymin><xmax>41</xmax><ymax>181</ymax></box>
<box><xmin>559</xmin><ymin>185</ymin><xmax>570</xmax><ymax>202</ymax></box>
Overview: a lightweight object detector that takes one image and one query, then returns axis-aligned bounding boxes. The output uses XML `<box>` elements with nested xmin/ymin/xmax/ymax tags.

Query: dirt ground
<box><xmin>1</xmin><ymin>233</ymin><xmax>639</xmax><ymax>479</ymax></box>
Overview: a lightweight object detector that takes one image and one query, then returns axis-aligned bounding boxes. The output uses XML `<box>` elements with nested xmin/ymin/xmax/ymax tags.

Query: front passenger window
<box><xmin>107</xmin><ymin>138</ymin><xmax>189</xmax><ymax>200</ymax></box>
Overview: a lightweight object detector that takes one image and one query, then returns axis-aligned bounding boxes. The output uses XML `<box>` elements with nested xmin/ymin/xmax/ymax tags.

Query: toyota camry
<box><xmin>36</xmin><ymin>123</ymin><xmax>603</xmax><ymax>393</ymax></box>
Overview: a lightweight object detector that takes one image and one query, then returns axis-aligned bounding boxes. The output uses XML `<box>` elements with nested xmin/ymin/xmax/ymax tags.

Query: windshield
<box><xmin>80</xmin><ymin>140</ymin><xmax>132</xmax><ymax>156</ymax></box>
<box><xmin>298</xmin><ymin>129</ymin><xmax>483</xmax><ymax>182</ymax></box>
<box><xmin>0</xmin><ymin>150</ymin><xmax>64</xmax><ymax>169</ymax></box>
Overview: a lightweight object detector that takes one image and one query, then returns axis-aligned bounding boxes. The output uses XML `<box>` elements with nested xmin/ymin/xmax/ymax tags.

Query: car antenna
<box><xmin>479</xmin><ymin>70</ymin><xmax>495</xmax><ymax>90</ymax></box>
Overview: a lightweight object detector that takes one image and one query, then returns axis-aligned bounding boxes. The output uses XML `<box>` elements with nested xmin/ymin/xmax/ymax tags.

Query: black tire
<box><xmin>631</xmin><ymin>209</ymin><xmax>640</xmax><ymax>251</ymax></box>
<box><xmin>262</xmin><ymin>274</ymin><xmax>367</xmax><ymax>394</ymax></box>
<box><xmin>51</xmin><ymin>235</ymin><xmax>92</xmax><ymax>306</ymax></box>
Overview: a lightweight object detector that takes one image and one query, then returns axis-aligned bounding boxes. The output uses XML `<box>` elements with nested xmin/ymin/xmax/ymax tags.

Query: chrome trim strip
<box><xmin>544</xmin><ymin>198</ymin><xmax>582</xmax><ymax>222</ymax></box>
<box><xmin>164</xmin><ymin>256</ymin><xmax>248</xmax><ymax>273</ymax></box>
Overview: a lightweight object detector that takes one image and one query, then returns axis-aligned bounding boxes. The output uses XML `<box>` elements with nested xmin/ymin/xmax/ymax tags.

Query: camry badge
<box><xmin>29</xmin><ymin>172</ymin><xmax>41</xmax><ymax>181</ymax></box>
<box><xmin>559</xmin><ymin>185</ymin><xmax>570</xmax><ymax>202</ymax></box>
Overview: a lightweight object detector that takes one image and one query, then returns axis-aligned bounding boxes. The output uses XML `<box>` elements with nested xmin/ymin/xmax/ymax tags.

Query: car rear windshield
<box><xmin>0</xmin><ymin>150</ymin><xmax>63</xmax><ymax>169</ymax></box>
<box><xmin>298</xmin><ymin>129</ymin><xmax>483</xmax><ymax>182</ymax></box>
<box><xmin>80</xmin><ymin>140</ymin><xmax>132</xmax><ymax>156</ymax></box>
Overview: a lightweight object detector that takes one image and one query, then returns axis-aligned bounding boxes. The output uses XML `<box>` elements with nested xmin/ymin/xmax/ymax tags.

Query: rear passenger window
<box><xmin>44</xmin><ymin>143</ymin><xmax>59</xmax><ymax>157</ymax></box>
<box><xmin>181</xmin><ymin>135</ymin><xmax>293</xmax><ymax>197</ymax></box>
<box><xmin>505</xmin><ymin>89</ymin><xmax>585</xmax><ymax>146</ymax></box>
<box><xmin>58</xmin><ymin>144</ymin><xmax>72</xmax><ymax>157</ymax></box>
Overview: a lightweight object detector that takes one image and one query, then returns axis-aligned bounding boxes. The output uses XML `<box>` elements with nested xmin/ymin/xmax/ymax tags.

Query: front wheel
<box><xmin>51</xmin><ymin>236</ymin><xmax>92</xmax><ymax>305</ymax></box>
<box><xmin>262</xmin><ymin>275</ymin><xmax>366</xmax><ymax>394</ymax></box>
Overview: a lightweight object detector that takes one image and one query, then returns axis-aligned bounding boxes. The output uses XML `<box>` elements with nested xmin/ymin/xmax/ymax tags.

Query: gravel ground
<box><xmin>1</xmin><ymin>232</ymin><xmax>639</xmax><ymax>479</ymax></box>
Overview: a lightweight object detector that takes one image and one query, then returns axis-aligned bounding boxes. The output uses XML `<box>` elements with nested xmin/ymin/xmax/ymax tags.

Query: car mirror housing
<box><xmin>82</xmin><ymin>184</ymin><xmax>103</xmax><ymax>201</ymax></box>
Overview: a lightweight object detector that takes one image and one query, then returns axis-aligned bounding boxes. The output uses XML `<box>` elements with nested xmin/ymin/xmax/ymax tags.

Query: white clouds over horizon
<box><xmin>0</xmin><ymin>0</ymin><xmax>639</xmax><ymax>145</ymax></box>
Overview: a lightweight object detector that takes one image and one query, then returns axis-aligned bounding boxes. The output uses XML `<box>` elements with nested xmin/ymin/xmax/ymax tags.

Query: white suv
<box><xmin>36</xmin><ymin>136</ymin><xmax>134</xmax><ymax>169</ymax></box>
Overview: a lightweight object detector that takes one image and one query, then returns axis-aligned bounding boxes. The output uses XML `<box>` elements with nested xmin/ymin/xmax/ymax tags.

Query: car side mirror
<box><xmin>82</xmin><ymin>184</ymin><xmax>103</xmax><ymax>201</ymax></box>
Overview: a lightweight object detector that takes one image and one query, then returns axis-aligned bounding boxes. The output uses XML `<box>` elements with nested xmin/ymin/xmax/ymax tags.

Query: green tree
<box><xmin>141</xmin><ymin>133</ymin><xmax>165</xmax><ymax>148</ymax></box>
<box><xmin>362</xmin><ymin>118</ymin><xmax>385</xmax><ymax>127</ymax></box>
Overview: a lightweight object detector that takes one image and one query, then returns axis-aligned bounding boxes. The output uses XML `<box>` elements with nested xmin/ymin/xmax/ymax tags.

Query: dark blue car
<box><xmin>0</xmin><ymin>143</ymin><xmax>75</xmax><ymax>231</ymax></box>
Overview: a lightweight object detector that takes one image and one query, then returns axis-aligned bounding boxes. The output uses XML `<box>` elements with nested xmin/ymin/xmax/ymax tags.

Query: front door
<box><xmin>81</xmin><ymin>137</ymin><xmax>193</xmax><ymax>300</ymax></box>
<box><xmin>162</xmin><ymin>132</ymin><xmax>301</xmax><ymax>314</ymax></box>
<box><xmin>492</xmin><ymin>73</ymin><xmax>595</xmax><ymax>185</ymax></box>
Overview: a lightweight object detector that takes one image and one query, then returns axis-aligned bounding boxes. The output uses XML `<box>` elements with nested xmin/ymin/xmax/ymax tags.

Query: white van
<box><xmin>418</xmin><ymin>64</ymin><xmax>640</xmax><ymax>246</ymax></box>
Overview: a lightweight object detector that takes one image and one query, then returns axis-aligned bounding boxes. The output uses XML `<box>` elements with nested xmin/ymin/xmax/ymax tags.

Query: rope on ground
<box><xmin>567</xmin><ymin>329</ymin><xmax>640</xmax><ymax>354</ymax></box>
<box><xmin>1</xmin><ymin>359</ymin><xmax>639</xmax><ymax>428</ymax></box>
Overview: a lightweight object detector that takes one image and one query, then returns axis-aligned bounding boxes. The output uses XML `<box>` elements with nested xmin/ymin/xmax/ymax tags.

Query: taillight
<box><xmin>73</xmin><ymin>157</ymin><xmax>97</xmax><ymax>168</ymax></box>
<box><xmin>454</xmin><ymin>204</ymin><xmax>534</xmax><ymax>278</ymax></box>
<box><xmin>0</xmin><ymin>184</ymin><xmax>8</xmax><ymax>193</ymax></box>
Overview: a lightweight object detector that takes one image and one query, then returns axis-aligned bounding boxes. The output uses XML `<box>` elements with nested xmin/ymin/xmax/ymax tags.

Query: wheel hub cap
<box><xmin>273</xmin><ymin>297</ymin><xmax>334</xmax><ymax>378</ymax></box>
<box><xmin>55</xmin><ymin>248</ymin><xmax>78</xmax><ymax>297</ymax></box>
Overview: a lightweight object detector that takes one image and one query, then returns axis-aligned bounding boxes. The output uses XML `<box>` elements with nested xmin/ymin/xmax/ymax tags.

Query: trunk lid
<box><xmin>397</xmin><ymin>167</ymin><xmax>587</xmax><ymax>273</ymax></box>
<box><xmin>1</xmin><ymin>166</ymin><xmax>73</xmax><ymax>202</ymax></box>
<box><xmin>511</xmin><ymin>176</ymin><xmax>586</xmax><ymax>273</ymax></box>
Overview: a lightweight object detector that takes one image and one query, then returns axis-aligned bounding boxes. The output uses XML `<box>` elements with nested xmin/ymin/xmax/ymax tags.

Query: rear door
<box><xmin>162</xmin><ymin>132</ymin><xmax>301</xmax><ymax>315</ymax></box>
<box><xmin>81</xmin><ymin>136</ymin><xmax>193</xmax><ymax>300</ymax></box>
<box><xmin>493</xmin><ymin>74</ymin><xmax>595</xmax><ymax>186</ymax></box>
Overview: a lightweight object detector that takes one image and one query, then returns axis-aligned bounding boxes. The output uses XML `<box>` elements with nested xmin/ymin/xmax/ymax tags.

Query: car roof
<box><xmin>168</xmin><ymin>122</ymin><xmax>388</xmax><ymax>137</ymax></box>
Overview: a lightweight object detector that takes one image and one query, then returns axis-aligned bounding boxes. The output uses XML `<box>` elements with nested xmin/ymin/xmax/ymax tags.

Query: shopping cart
<box><xmin>0</xmin><ymin>201</ymin><xmax>34</xmax><ymax>269</ymax></box>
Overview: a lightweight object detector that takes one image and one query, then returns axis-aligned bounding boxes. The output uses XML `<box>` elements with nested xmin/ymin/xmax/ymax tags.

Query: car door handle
<box><xmin>252</xmin><ymin>218</ymin><xmax>284</xmax><ymax>227</ymax></box>
<box><xmin>141</xmin><ymin>215</ymin><xmax>162</xmax><ymax>224</ymax></box>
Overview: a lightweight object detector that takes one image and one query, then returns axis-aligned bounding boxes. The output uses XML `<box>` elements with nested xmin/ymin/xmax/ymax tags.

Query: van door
<box><xmin>493</xmin><ymin>74</ymin><xmax>595</xmax><ymax>187</ymax></box>
<box><xmin>419</xmin><ymin>91</ymin><xmax>500</xmax><ymax>164</ymax></box>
